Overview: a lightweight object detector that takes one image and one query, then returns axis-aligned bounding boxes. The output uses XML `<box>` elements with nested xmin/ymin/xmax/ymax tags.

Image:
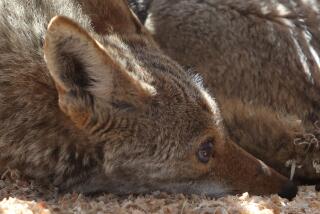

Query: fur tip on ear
<box><xmin>48</xmin><ymin>16</ymin><xmax>68</xmax><ymax>32</ymax></box>
<box><xmin>46</xmin><ymin>16</ymin><xmax>91</xmax><ymax>40</ymax></box>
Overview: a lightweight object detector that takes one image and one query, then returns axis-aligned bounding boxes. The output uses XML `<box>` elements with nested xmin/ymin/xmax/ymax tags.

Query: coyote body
<box><xmin>130</xmin><ymin>0</ymin><xmax>320</xmax><ymax>182</ymax></box>
<box><xmin>0</xmin><ymin>0</ymin><xmax>297</xmax><ymax>199</ymax></box>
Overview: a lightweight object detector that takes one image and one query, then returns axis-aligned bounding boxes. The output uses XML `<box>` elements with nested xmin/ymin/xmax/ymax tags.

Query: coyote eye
<box><xmin>197</xmin><ymin>140</ymin><xmax>214</xmax><ymax>163</ymax></box>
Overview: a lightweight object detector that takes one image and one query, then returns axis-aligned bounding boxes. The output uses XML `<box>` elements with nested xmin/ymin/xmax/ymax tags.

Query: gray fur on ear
<box><xmin>44</xmin><ymin>16</ymin><xmax>152</xmax><ymax>121</ymax></box>
<box><xmin>44</xmin><ymin>16</ymin><xmax>113</xmax><ymax>98</ymax></box>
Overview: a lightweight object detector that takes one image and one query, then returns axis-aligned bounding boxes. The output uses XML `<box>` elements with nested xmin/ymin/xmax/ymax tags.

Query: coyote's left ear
<box><xmin>77</xmin><ymin>0</ymin><xmax>144</xmax><ymax>35</ymax></box>
<box><xmin>44</xmin><ymin>16</ymin><xmax>150</xmax><ymax>128</ymax></box>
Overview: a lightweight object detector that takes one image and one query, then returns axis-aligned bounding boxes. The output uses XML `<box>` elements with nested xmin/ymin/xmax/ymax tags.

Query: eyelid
<box><xmin>201</xmin><ymin>139</ymin><xmax>214</xmax><ymax>148</ymax></box>
<box><xmin>200</xmin><ymin>144</ymin><xmax>212</xmax><ymax>151</ymax></box>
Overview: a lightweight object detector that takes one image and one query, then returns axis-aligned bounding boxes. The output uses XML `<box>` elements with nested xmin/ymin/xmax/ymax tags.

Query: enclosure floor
<box><xmin>0</xmin><ymin>176</ymin><xmax>319</xmax><ymax>214</ymax></box>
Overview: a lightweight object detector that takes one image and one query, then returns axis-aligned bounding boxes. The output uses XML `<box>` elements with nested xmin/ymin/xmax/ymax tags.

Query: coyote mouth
<box><xmin>155</xmin><ymin>180</ymin><xmax>232</xmax><ymax>198</ymax></box>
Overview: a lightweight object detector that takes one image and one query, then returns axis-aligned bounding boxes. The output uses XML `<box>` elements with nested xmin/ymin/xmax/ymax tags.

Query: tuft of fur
<box><xmin>127</xmin><ymin>0</ymin><xmax>153</xmax><ymax>24</ymax></box>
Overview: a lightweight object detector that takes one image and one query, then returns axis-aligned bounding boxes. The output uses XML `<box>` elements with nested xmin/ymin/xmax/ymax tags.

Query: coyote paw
<box><xmin>1</xmin><ymin>168</ymin><xmax>22</xmax><ymax>181</ymax></box>
<box><xmin>293</xmin><ymin>121</ymin><xmax>320</xmax><ymax>156</ymax></box>
<box><xmin>288</xmin><ymin>121</ymin><xmax>320</xmax><ymax>179</ymax></box>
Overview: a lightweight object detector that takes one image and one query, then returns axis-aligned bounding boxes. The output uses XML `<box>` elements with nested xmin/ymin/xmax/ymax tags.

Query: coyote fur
<box><xmin>0</xmin><ymin>0</ymin><xmax>297</xmax><ymax>199</ymax></box>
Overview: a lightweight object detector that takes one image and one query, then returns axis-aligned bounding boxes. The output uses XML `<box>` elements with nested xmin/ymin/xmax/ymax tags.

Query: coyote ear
<box><xmin>44</xmin><ymin>16</ymin><xmax>149</xmax><ymax>126</ymax></box>
<box><xmin>77</xmin><ymin>0</ymin><xmax>143</xmax><ymax>35</ymax></box>
<box><xmin>44</xmin><ymin>16</ymin><xmax>114</xmax><ymax>99</ymax></box>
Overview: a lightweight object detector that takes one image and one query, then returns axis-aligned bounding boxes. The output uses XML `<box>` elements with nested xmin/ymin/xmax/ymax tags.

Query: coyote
<box><xmin>0</xmin><ymin>0</ymin><xmax>297</xmax><ymax>199</ymax></box>
<box><xmin>128</xmin><ymin>0</ymin><xmax>320</xmax><ymax>184</ymax></box>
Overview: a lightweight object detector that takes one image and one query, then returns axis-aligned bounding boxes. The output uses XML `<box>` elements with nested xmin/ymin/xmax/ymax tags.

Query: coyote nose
<box><xmin>278</xmin><ymin>181</ymin><xmax>298</xmax><ymax>200</ymax></box>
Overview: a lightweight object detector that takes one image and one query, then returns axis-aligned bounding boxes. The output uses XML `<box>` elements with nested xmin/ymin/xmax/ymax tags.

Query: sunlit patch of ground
<box><xmin>0</xmin><ymin>175</ymin><xmax>319</xmax><ymax>214</ymax></box>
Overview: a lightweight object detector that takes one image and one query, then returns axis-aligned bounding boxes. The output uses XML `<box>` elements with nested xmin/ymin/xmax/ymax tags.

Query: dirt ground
<box><xmin>0</xmin><ymin>172</ymin><xmax>319</xmax><ymax>214</ymax></box>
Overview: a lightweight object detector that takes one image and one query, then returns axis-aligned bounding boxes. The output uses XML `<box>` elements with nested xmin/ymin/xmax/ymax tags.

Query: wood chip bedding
<box><xmin>0</xmin><ymin>174</ymin><xmax>319</xmax><ymax>214</ymax></box>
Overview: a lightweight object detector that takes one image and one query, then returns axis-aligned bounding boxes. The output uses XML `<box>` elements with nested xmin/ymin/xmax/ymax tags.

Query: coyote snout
<box><xmin>0</xmin><ymin>0</ymin><xmax>296</xmax><ymax>199</ymax></box>
<box><xmin>215</xmin><ymin>141</ymin><xmax>297</xmax><ymax>199</ymax></box>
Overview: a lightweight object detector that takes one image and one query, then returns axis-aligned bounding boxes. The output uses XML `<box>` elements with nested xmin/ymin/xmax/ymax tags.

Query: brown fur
<box><xmin>0</xmin><ymin>0</ymin><xmax>296</xmax><ymax>198</ymax></box>
<box><xmin>77</xmin><ymin>0</ymin><xmax>143</xmax><ymax>35</ymax></box>
<box><xmin>134</xmin><ymin>0</ymin><xmax>320</xmax><ymax>183</ymax></box>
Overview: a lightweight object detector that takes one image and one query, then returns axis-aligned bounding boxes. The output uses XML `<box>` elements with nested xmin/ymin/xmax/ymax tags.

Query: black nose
<box><xmin>316</xmin><ymin>184</ymin><xmax>320</xmax><ymax>192</ymax></box>
<box><xmin>278</xmin><ymin>181</ymin><xmax>298</xmax><ymax>200</ymax></box>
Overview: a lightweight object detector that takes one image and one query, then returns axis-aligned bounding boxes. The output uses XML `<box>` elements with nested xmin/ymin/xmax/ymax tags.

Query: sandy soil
<box><xmin>0</xmin><ymin>172</ymin><xmax>319</xmax><ymax>214</ymax></box>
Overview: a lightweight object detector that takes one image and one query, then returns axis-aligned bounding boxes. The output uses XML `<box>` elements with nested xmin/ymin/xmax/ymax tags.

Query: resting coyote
<box><xmin>128</xmin><ymin>0</ymin><xmax>320</xmax><ymax>185</ymax></box>
<box><xmin>0</xmin><ymin>0</ymin><xmax>297</xmax><ymax>199</ymax></box>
